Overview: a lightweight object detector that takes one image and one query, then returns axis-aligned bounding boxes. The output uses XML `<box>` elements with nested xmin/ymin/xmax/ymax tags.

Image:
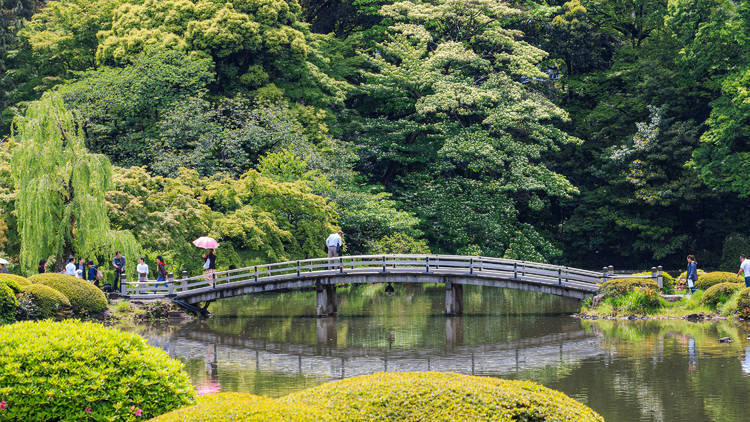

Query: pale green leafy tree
<box><xmin>11</xmin><ymin>93</ymin><xmax>140</xmax><ymax>275</ymax></box>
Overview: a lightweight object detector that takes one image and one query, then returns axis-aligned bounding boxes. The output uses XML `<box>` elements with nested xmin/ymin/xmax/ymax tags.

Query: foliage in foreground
<box><xmin>281</xmin><ymin>371</ymin><xmax>604</xmax><ymax>422</ymax></box>
<box><xmin>0</xmin><ymin>320</ymin><xmax>195</xmax><ymax>421</ymax></box>
<box><xmin>18</xmin><ymin>284</ymin><xmax>71</xmax><ymax>319</ymax></box>
<box><xmin>0</xmin><ymin>274</ymin><xmax>29</xmax><ymax>290</ymax></box>
<box><xmin>29</xmin><ymin>273</ymin><xmax>107</xmax><ymax>315</ymax></box>
<box><xmin>151</xmin><ymin>392</ymin><xmax>322</xmax><ymax>422</ymax></box>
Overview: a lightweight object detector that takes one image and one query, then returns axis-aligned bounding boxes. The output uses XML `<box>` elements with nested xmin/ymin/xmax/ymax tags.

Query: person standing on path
<box><xmin>76</xmin><ymin>258</ymin><xmax>86</xmax><ymax>278</ymax></box>
<box><xmin>737</xmin><ymin>255</ymin><xmax>750</xmax><ymax>288</ymax></box>
<box><xmin>87</xmin><ymin>261</ymin><xmax>99</xmax><ymax>286</ymax></box>
<box><xmin>136</xmin><ymin>257</ymin><xmax>149</xmax><ymax>294</ymax></box>
<box><xmin>65</xmin><ymin>258</ymin><xmax>77</xmax><ymax>276</ymax></box>
<box><xmin>686</xmin><ymin>255</ymin><xmax>698</xmax><ymax>294</ymax></box>
<box><xmin>203</xmin><ymin>249</ymin><xmax>216</xmax><ymax>287</ymax></box>
<box><xmin>112</xmin><ymin>251</ymin><xmax>125</xmax><ymax>291</ymax></box>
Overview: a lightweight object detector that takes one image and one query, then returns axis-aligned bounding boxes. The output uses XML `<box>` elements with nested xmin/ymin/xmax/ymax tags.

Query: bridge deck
<box><xmin>121</xmin><ymin>255</ymin><xmax>660</xmax><ymax>308</ymax></box>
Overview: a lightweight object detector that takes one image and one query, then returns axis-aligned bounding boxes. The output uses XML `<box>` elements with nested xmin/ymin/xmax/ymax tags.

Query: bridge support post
<box><xmin>316</xmin><ymin>279</ymin><xmax>337</xmax><ymax>317</ymax></box>
<box><xmin>445</xmin><ymin>279</ymin><xmax>463</xmax><ymax>316</ymax></box>
<box><xmin>316</xmin><ymin>317</ymin><xmax>337</xmax><ymax>348</ymax></box>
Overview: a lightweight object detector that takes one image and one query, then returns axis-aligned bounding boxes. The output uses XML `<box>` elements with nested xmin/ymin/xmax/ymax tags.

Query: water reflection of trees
<box><xmin>569</xmin><ymin>319</ymin><xmax>750</xmax><ymax>422</ymax></box>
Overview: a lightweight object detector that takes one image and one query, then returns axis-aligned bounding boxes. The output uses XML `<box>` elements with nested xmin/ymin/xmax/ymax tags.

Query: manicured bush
<box><xmin>600</xmin><ymin>278</ymin><xmax>659</xmax><ymax>298</ymax></box>
<box><xmin>0</xmin><ymin>274</ymin><xmax>30</xmax><ymax>292</ymax></box>
<box><xmin>695</xmin><ymin>272</ymin><xmax>743</xmax><ymax>291</ymax></box>
<box><xmin>29</xmin><ymin>273</ymin><xmax>107</xmax><ymax>315</ymax></box>
<box><xmin>737</xmin><ymin>288</ymin><xmax>750</xmax><ymax>319</ymax></box>
<box><xmin>282</xmin><ymin>372</ymin><xmax>604</xmax><ymax>422</ymax></box>
<box><xmin>151</xmin><ymin>393</ymin><xmax>322</xmax><ymax>422</ymax></box>
<box><xmin>18</xmin><ymin>284</ymin><xmax>71</xmax><ymax>319</ymax></box>
<box><xmin>701</xmin><ymin>282</ymin><xmax>743</xmax><ymax>308</ymax></box>
<box><xmin>634</xmin><ymin>271</ymin><xmax>676</xmax><ymax>293</ymax></box>
<box><xmin>0</xmin><ymin>282</ymin><xmax>17</xmax><ymax>323</ymax></box>
<box><xmin>0</xmin><ymin>320</ymin><xmax>196</xmax><ymax>420</ymax></box>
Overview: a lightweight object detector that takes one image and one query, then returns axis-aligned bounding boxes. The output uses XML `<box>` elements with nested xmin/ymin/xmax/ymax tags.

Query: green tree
<box><xmin>10</xmin><ymin>93</ymin><xmax>140</xmax><ymax>274</ymax></box>
<box><xmin>352</xmin><ymin>0</ymin><xmax>579</xmax><ymax>259</ymax></box>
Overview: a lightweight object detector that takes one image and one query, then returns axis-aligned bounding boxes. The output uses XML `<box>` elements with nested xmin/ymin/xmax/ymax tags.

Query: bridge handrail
<box><xmin>120</xmin><ymin>254</ymin><xmax>629</xmax><ymax>298</ymax></box>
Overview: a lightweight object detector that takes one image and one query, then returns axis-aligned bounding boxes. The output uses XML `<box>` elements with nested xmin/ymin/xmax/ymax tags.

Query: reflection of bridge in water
<box><xmin>152</xmin><ymin>319</ymin><xmax>604</xmax><ymax>380</ymax></box>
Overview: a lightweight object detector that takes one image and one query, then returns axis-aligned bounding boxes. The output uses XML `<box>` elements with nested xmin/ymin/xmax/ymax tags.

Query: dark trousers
<box><xmin>114</xmin><ymin>269</ymin><xmax>122</xmax><ymax>290</ymax></box>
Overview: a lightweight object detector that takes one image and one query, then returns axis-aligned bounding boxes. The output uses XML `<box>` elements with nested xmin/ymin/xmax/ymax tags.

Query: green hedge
<box><xmin>695</xmin><ymin>272</ymin><xmax>743</xmax><ymax>291</ymax></box>
<box><xmin>0</xmin><ymin>282</ymin><xmax>16</xmax><ymax>323</ymax></box>
<box><xmin>737</xmin><ymin>288</ymin><xmax>750</xmax><ymax>319</ymax></box>
<box><xmin>282</xmin><ymin>372</ymin><xmax>604</xmax><ymax>422</ymax></box>
<box><xmin>0</xmin><ymin>274</ymin><xmax>29</xmax><ymax>293</ymax></box>
<box><xmin>151</xmin><ymin>393</ymin><xmax>322</xmax><ymax>422</ymax></box>
<box><xmin>18</xmin><ymin>284</ymin><xmax>71</xmax><ymax>319</ymax></box>
<box><xmin>634</xmin><ymin>271</ymin><xmax>675</xmax><ymax>292</ymax></box>
<box><xmin>29</xmin><ymin>273</ymin><xmax>107</xmax><ymax>315</ymax></box>
<box><xmin>0</xmin><ymin>320</ymin><xmax>195</xmax><ymax>420</ymax></box>
<box><xmin>600</xmin><ymin>278</ymin><xmax>659</xmax><ymax>298</ymax></box>
<box><xmin>701</xmin><ymin>282</ymin><xmax>743</xmax><ymax>308</ymax></box>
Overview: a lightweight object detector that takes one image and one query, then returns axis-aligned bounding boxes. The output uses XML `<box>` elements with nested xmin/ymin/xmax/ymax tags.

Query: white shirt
<box><xmin>65</xmin><ymin>262</ymin><xmax>77</xmax><ymax>276</ymax></box>
<box><xmin>137</xmin><ymin>263</ymin><xmax>149</xmax><ymax>280</ymax></box>
<box><xmin>326</xmin><ymin>233</ymin><xmax>342</xmax><ymax>248</ymax></box>
<box><xmin>740</xmin><ymin>260</ymin><xmax>750</xmax><ymax>277</ymax></box>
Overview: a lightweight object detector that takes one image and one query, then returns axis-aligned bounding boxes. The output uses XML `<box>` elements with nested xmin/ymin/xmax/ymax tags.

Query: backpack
<box><xmin>95</xmin><ymin>269</ymin><xmax>104</xmax><ymax>281</ymax></box>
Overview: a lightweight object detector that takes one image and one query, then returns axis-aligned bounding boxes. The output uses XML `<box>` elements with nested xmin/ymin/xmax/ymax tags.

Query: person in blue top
<box><xmin>686</xmin><ymin>255</ymin><xmax>698</xmax><ymax>294</ymax></box>
<box><xmin>86</xmin><ymin>261</ymin><xmax>98</xmax><ymax>285</ymax></box>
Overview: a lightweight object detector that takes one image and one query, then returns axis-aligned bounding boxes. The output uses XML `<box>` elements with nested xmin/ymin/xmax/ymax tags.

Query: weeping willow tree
<box><xmin>11</xmin><ymin>93</ymin><xmax>141</xmax><ymax>275</ymax></box>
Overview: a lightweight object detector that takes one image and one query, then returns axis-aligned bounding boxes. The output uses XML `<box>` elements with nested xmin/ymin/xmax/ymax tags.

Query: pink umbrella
<box><xmin>193</xmin><ymin>236</ymin><xmax>219</xmax><ymax>249</ymax></box>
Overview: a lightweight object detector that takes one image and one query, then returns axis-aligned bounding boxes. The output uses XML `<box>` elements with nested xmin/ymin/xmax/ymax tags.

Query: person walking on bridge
<box><xmin>203</xmin><ymin>249</ymin><xmax>216</xmax><ymax>287</ymax></box>
<box><xmin>326</xmin><ymin>231</ymin><xmax>343</xmax><ymax>258</ymax></box>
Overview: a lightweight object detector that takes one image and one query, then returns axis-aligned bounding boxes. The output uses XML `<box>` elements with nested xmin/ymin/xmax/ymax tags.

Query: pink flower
<box><xmin>0</xmin><ymin>401</ymin><xmax>6</xmax><ymax>410</ymax></box>
<box><xmin>134</xmin><ymin>408</ymin><xmax>142</xmax><ymax>417</ymax></box>
<box><xmin>84</xmin><ymin>407</ymin><xmax>91</xmax><ymax>413</ymax></box>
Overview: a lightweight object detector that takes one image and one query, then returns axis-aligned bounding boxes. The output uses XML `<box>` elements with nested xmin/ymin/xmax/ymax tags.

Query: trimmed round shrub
<box><xmin>695</xmin><ymin>271</ymin><xmax>743</xmax><ymax>291</ymax></box>
<box><xmin>151</xmin><ymin>393</ymin><xmax>322</xmax><ymax>422</ymax></box>
<box><xmin>737</xmin><ymin>287</ymin><xmax>750</xmax><ymax>318</ymax></box>
<box><xmin>0</xmin><ymin>320</ymin><xmax>196</xmax><ymax>420</ymax></box>
<box><xmin>18</xmin><ymin>284</ymin><xmax>71</xmax><ymax>319</ymax></box>
<box><xmin>282</xmin><ymin>372</ymin><xmax>604</xmax><ymax>422</ymax></box>
<box><xmin>701</xmin><ymin>282</ymin><xmax>743</xmax><ymax>308</ymax></box>
<box><xmin>0</xmin><ymin>282</ymin><xmax>17</xmax><ymax>323</ymax></box>
<box><xmin>0</xmin><ymin>274</ymin><xmax>30</xmax><ymax>292</ymax></box>
<box><xmin>600</xmin><ymin>278</ymin><xmax>660</xmax><ymax>298</ymax></box>
<box><xmin>29</xmin><ymin>273</ymin><xmax>107</xmax><ymax>315</ymax></box>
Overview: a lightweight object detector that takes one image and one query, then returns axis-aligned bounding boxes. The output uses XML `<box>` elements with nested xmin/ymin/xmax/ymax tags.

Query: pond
<box><xmin>125</xmin><ymin>284</ymin><xmax>750</xmax><ymax>422</ymax></box>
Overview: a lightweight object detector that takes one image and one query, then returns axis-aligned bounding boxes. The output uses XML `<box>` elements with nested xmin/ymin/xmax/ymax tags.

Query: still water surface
<box><xmin>127</xmin><ymin>285</ymin><xmax>750</xmax><ymax>422</ymax></box>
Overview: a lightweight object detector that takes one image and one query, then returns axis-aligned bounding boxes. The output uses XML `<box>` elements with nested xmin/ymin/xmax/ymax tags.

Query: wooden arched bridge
<box><xmin>121</xmin><ymin>254</ymin><xmax>662</xmax><ymax>316</ymax></box>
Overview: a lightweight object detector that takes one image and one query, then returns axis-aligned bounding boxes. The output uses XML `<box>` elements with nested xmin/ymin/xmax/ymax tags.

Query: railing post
<box><xmin>608</xmin><ymin>265</ymin><xmax>614</xmax><ymax>277</ymax></box>
<box><xmin>297</xmin><ymin>261</ymin><xmax>300</xmax><ymax>277</ymax></box>
<box><xmin>426</xmin><ymin>256</ymin><xmax>430</xmax><ymax>273</ymax></box>
<box><xmin>168</xmin><ymin>272</ymin><xmax>174</xmax><ymax>296</ymax></box>
<box><xmin>470</xmin><ymin>258</ymin><xmax>474</xmax><ymax>274</ymax></box>
<box><xmin>181</xmin><ymin>271</ymin><xmax>188</xmax><ymax>292</ymax></box>
<box><xmin>651</xmin><ymin>267</ymin><xmax>659</xmax><ymax>288</ymax></box>
<box><xmin>602</xmin><ymin>267</ymin><xmax>608</xmax><ymax>282</ymax></box>
<box><xmin>339</xmin><ymin>257</ymin><xmax>344</xmax><ymax>273</ymax></box>
<box><xmin>558</xmin><ymin>267</ymin><xmax>562</xmax><ymax>285</ymax></box>
<box><xmin>120</xmin><ymin>273</ymin><xmax>127</xmax><ymax>296</ymax></box>
<box><xmin>657</xmin><ymin>265</ymin><xmax>663</xmax><ymax>289</ymax></box>
<box><xmin>514</xmin><ymin>262</ymin><xmax>518</xmax><ymax>279</ymax></box>
<box><xmin>254</xmin><ymin>266</ymin><xmax>258</xmax><ymax>283</ymax></box>
<box><xmin>382</xmin><ymin>255</ymin><xmax>386</xmax><ymax>273</ymax></box>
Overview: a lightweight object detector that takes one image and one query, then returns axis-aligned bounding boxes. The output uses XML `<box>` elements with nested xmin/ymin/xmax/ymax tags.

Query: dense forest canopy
<box><xmin>1</xmin><ymin>0</ymin><xmax>749</xmax><ymax>273</ymax></box>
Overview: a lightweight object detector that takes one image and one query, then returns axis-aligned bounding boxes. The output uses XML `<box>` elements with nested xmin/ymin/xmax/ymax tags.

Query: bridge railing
<box><xmin>120</xmin><ymin>254</ymin><xmax>624</xmax><ymax>299</ymax></box>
